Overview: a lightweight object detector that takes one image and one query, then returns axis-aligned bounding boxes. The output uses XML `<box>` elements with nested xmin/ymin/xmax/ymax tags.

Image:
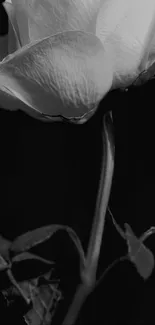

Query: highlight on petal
<box><xmin>0</xmin><ymin>30</ymin><xmax>113</xmax><ymax>123</ymax></box>
<box><xmin>11</xmin><ymin>0</ymin><xmax>102</xmax><ymax>45</ymax></box>
<box><xmin>3</xmin><ymin>0</ymin><xmax>22</xmax><ymax>54</ymax></box>
<box><xmin>96</xmin><ymin>0</ymin><xmax>155</xmax><ymax>87</ymax></box>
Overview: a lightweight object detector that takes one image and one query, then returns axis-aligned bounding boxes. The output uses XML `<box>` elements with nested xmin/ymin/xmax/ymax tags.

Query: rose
<box><xmin>1</xmin><ymin>3</ymin><xmax>155</xmax><ymax>323</ymax></box>
<box><xmin>0</xmin><ymin>0</ymin><xmax>155</xmax><ymax>122</ymax></box>
<box><xmin>0</xmin><ymin>0</ymin><xmax>112</xmax><ymax>122</ymax></box>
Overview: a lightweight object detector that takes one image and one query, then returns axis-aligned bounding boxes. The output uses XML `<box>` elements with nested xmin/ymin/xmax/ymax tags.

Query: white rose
<box><xmin>0</xmin><ymin>0</ymin><xmax>155</xmax><ymax>122</ymax></box>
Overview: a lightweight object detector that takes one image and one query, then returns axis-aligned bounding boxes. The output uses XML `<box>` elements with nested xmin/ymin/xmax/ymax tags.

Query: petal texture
<box><xmin>11</xmin><ymin>0</ymin><xmax>102</xmax><ymax>45</ymax></box>
<box><xmin>0</xmin><ymin>30</ymin><xmax>113</xmax><ymax>122</ymax></box>
<box><xmin>96</xmin><ymin>0</ymin><xmax>155</xmax><ymax>86</ymax></box>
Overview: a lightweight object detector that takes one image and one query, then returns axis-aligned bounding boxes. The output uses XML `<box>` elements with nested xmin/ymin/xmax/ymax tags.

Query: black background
<box><xmin>1</xmin><ymin>2</ymin><xmax>155</xmax><ymax>324</ymax></box>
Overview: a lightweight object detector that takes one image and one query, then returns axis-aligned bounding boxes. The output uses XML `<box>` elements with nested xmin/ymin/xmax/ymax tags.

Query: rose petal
<box><xmin>0</xmin><ymin>30</ymin><xmax>113</xmax><ymax>122</ymax></box>
<box><xmin>3</xmin><ymin>1</ymin><xmax>22</xmax><ymax>53</ymax></box>
<box><xmin>96</xmin><ymin>0</ymin><xmax>155</xmax><ymax>86</ymax></box>
<box><xmin>7</xmin><ymin>0</ymin><xmax>30</xmax><ymax>46</ymax></box>
<box><xmin>11</xmin><ymin>0</ymin><xmax>102</xmax><ymax>45</ymax></box>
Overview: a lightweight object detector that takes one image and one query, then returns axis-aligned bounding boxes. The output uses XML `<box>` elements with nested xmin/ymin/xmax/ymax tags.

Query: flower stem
<box><xmin>82</xmin><ymin>111</ymin><xmax>115</xmax><ymax>288</ymax></box>
<box><xmin>62</xmin><ymin>112</ymin><xmax>115</xmax><ymax>325</ymax></box>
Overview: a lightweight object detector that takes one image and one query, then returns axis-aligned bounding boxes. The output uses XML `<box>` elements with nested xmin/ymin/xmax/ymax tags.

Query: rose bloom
<box><xmin>0</xmin><ymin>0</ymin><xmax>155</xmax><ymax>123</ymax></box>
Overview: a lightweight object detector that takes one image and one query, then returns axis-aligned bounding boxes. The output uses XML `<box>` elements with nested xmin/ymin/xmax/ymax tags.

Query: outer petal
<box><xmin>96</xmin><ymin>0</ymin><xmax>155</xmax><ymax>87</ymax></box>
<box><xmin>11</xmin><ymin>0</ymin><xmax>102</xmax><ymax>45</ymax></box>
<box><xmin>3</xmin><ymin>0</ymin><xmax>22</xmax><ymax>54</ymax></box>
<box><xmin>0</xmin><ymin>35</ymin><xmax>9</xmax><ymax>61</ymax></box>
<box><xmin>0</xmin><ymin>30</ymin><xmax>113</xmax><ymax>123</ymax></box>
